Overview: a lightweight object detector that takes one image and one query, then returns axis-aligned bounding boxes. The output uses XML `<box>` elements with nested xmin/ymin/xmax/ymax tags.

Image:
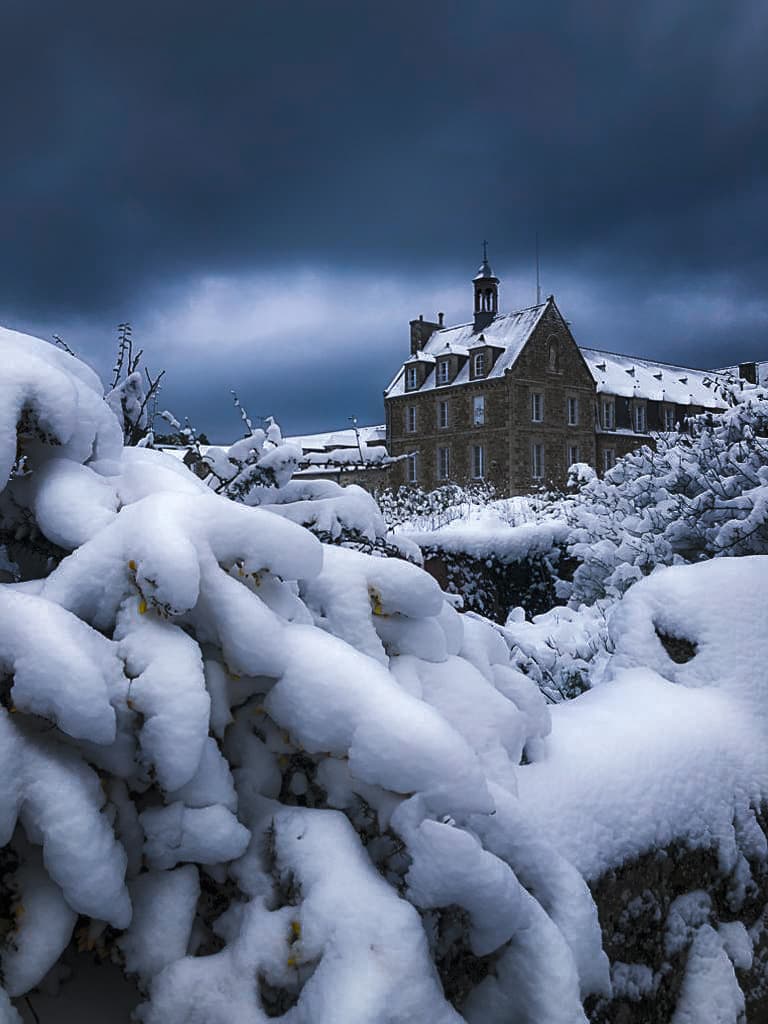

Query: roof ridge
<box><xmin>580</xmin><ymin>346</ymin><xmax>716</xmax><ymax>375</ymax></box>
<box><xmin>435</xmin><ymin>300</ymin><xmax>548</xmax><ymax>335</ymax></box>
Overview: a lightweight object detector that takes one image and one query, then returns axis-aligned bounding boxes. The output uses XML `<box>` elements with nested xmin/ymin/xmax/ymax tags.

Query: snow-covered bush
<box><xmin>105</xmin><ymin>323</ymin><xmax>165</xmax><ymax>448</ymax></box>
<box><xmin>406</xmin><ymin>520</ymin><xmax>571</xmax><ymax>626</ymax></box>
<box><xmin>0</xmin><ymin>325</ymin><xmax>616</xmax><ymax>1022</ymax></box>
<box><xmin>564</xmin><ymin>388</ymin><xmax>768</xmax><ymax>605</ymax></box>
<box><xmin>177</xmin><ymin>411</ymin><xmax>416</xmax><ymax>561</ymax></box>
<box><xmin>516</xmin><ymin>555</ymin><xmax>768</xmax><ymax>1022</ymax></box>
<box><xmin>376</xmin><ymin>482</ymin><xmax>500</xmax><ymax>532</ymax></box>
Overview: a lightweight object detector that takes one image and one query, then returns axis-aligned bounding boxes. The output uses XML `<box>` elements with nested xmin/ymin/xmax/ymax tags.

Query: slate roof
<box><xmin>581</xmin><ymin>348</ymin><xmax>728</xmax><ymax>408</ymax></box>
<box><xmin>386</xmin><ymin>297</ymin><xmax>732</xmax><ymax>409</ymax></box>
<box><xmin>713</xmin><ymin>360</ymin><xmax>768</xmax><ymax>388</ymax></box>
<box><xmin>385</xmin><ymin>301</ymin><xmax>548</xmax><ymax>397</ymax></box>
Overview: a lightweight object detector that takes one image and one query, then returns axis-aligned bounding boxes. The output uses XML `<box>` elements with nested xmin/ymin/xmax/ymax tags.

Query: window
<box><xmin>437</xmin><ymin>399</ymin><xmax>449</xmax><ymax>429</ymax></box>
<box><xmin>567</xmin><ymin>444</ymin><xmax>580</xmax><ymax>467</ymax></box>
<box><xmin>437</xmin><ymin>360</ymin><xmax>450</xmax><ymax>385</ymax></box>
<box><xmin>664</xmin><ymin>406</ymin><xmax>676</xmax><ymax>431</ymax></box>
<box><xmin>567</xmin><ymin>396</ymin><xmax>579</xmax><ymax>426</ymax></box>
<box><xmin>407</xmin><ymin>453</ymin><xmax>418</xmax><ymax>484</ymax></box>
<box><xmin>473</xmin><ymin>351</ymin><xmax>486</xmax><ymax>377</ymax></box>
<box><xmin>473</xmin><ymin>394</ymin><xmax>486</xmax><ymax>426</ymax></box>
<box><xmin>437</xmin><ymin>446</ymin><xmax>450</xmax><ymax>480</ymax></box>
<box><xmin>634</xmin><ymin>403</ymin><xmax>647</xmax><ymax>433</ymax></box>
<box><xmin>406</xmin><ymin>405</ymin><xmax>417</xmax><ymax>433</ymax></box>
<box><xmin>471</xmin><ymin>444</ymin><xmax>485</xmax><ymax>479</ymax></box>
<box><xmin>603</xmin><ymin>448</ymin><xmax>616</xmax><ymax>472</ymax></box>
<box><xmin>406</xmin><ymin>366</ymin><xmax>418</xmax><ymax>390</ymax></box>
<box><xmin>531</xmin><ymin>392</ymin><xmax>544</xmax><ymax>422</ymax></box>
<box><xmin>601</xmin><ymin>399</ymin><xmax>615</xmax><ymax>430</ymax></box>
<box><xmin>548</xmin><ymin>339</ymin><xmax>559</xmax><ymax>372</ymax></box>
<box><xmin>532</xmin><ymin>443</ymin><xmax>545</xmax><ymax>480</ymax></box>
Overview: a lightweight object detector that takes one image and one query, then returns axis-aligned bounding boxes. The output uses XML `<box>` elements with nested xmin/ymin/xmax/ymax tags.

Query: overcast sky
<box><xmin>2</xmin><ymin>1</ymin><xmax>767</xmax><ymax>440</ymax></box>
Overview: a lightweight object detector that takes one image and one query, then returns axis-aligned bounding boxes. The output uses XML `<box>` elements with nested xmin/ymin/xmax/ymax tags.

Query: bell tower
<box><xmin>473</xmin><ymin>241</ymin><xmax>499</xmax><ymax>331</ymax></box>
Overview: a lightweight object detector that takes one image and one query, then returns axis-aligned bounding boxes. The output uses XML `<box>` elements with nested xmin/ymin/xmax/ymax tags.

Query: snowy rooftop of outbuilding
<box><xmin>285</xmin><ymin>424</ymin><xmax>386</xmax><ymax>452</ymax></box>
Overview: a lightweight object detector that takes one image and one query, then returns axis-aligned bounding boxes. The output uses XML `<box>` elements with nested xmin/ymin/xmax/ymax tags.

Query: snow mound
<box><xmin>518</xmin><ymin>559</ymin><xmax>768</xmax><ymax>891</ymax></box>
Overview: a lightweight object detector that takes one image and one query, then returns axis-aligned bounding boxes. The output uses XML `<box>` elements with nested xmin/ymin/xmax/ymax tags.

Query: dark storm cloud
<box><xmin>1</xmin><ymin>1</ymin><xmax>767</xmax><ymax>436</ymax></box>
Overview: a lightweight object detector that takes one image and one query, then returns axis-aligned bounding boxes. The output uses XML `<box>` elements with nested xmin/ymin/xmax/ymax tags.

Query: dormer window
<box><xmin>473</xmin><ymin>351</ymin><xmax>486</xmax><ymax>377</ymax></box>
<box><xmin>437</xmin><ymin>360</ymin><xmax>450</xmax><ymax>385</ymax></box>
<box><xmin>406</xmin><ymin>366</ymin><xmax>418</xmax><ymax>390</ymax></box>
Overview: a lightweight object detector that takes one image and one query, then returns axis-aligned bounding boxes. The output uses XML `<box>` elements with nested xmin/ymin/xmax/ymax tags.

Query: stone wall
<box><xmin>585</xmin><ymin>817</ymin><xmax>768</xmax><ymax>1022</ymax></box>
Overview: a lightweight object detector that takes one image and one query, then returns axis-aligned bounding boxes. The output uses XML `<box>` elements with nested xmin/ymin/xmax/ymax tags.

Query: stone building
<box><xmin>384</xmin><ymin>254</ymin><xmax>735</xmax><ymax>493</ymax></box>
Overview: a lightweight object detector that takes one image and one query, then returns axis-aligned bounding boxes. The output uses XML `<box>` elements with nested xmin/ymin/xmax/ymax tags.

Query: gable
<box><xmin>503</xmin><ymin>298</ymin><xmax>595</xmax><ymax>388</ymax></box>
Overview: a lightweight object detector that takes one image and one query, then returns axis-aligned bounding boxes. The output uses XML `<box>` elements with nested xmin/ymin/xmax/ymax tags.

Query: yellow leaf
<box><xmin>368</xmin><ymin>587</ymin><xmax>384</xmax><ymax>616</ymax></box>
<box><xmin>138</xmin><ymin>598</ymin><xmax>148</xmax><ymax>615</ymax></box>
<box><xmin>128</xmin><ymin>559</ymin><xmax>137</xmax><ymax>571</ymax></box>
<box><xmin>290</xmin><ymin>920</ymin><xmax>301</xmax><ymax>939</ymax></box>
<box><xmin>287</xmin><ymin>957</ymin><xmax>296</xmax><ymax>967</ymax></box>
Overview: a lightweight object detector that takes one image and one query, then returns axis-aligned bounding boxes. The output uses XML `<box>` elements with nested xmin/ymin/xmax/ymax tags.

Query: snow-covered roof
<box><xmin>430</xmin><ymin>341</ymin><xmax>470</xmax><ymax>358</ymax></box>
<box><xmin>385</xmin><ymin>296</ymin><xmax>730</xmax><ymax>409</ymax></box>
<box><xmin>582</xmin><ymin>348</ymin><xmax>728</xmax><ymax>408</ymax></box>
<box><xmin>285</xmin><ymin>424</ymin><xmax>386</xmax><ymax>452</ymax></box>
<box><xmin>713</xmin><ymin>360</ymin><xmax>768</xmax><ymax>388</ymax></box>
<box><xmin>385</xmin><ymin>301</ymin><xmax>548</xmax><ymax>398</ymax></box>
<box><xmin>473</xmin><ymin>256</ymin><xmax>498</xmax><ymax>281</ymax></box>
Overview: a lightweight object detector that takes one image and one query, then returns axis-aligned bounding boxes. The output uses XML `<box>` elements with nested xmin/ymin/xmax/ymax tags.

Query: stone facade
<box><xmin>387</xmin><ymin>300</ymin><xmax>598</xmax><ymax>493</ymax></box>
<box><xmin>384</xmin><ymin>259</ymin><xmax>730</xmax><ymax>495</ymax></box>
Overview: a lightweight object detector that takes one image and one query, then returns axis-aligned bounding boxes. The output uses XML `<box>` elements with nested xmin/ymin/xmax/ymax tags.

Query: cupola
<box><xmin>473</xmin><ymin>241</ymin><xmax>499</xmax><ymax>332</ymax></box>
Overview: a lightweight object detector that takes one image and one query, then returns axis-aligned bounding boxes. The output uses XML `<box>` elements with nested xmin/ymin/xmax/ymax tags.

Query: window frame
<box><xmin>567</xmin><ymin>444</ymin><xmax>580</xmax><ymax>467</ymax></box>
<box><xmin>407</xmin><ymin>452</ymin><xmax>418</xmax><ymax>484</ymax></box>
<box><xmin>663</xmin><ymin>406</ymin><xmax>676</xmax><ymax>432</ymax></box>
<box><xmin>471</xmin><ymin>443</ymin><xmax>485</xmax><ymax>480</ymax></box>
<box><xmin>633</xmin><ymin>402</ymin><xmax>647</xmax><ymax>433</ymax></box>
<box><xmin>437</xmin><ymin>398</ymin><xmax>449</xmax><ymax>430</ymax></box>
<box><xmin>473</xmin><ymin>351</ymin><xmax>486</xmax><ymax>377</ymax></box>
<box><xmin>567</xmin><ymin>396</ymin><xmax>579</xmax><ymax>426</ymax></box>
<box><xmin>405</xmin><ymin>366</ymin><xmax>418</xmax><ymax>390</ymax></box>
<box><xmin>406</xmin><ymin>405</ymin><xmax>417</xmax><ymax>433</ymax></box>
<box><xmin>531</xmin><ymin>392</ymin><xmax>544</xmax><ymax>423</ymax></box>
<box><xmin>603</xmin><ymin>448</ymin><xmax>616</xmax><ymax>472</ymax></box>
<box><xmin>473</xmin><ymin>394</ymin><xmax>485</xmax><ymax>426</ymax></box>
<box><xmin>437</xmin><ymin>445</ymin><xmax>450</xmax><ymax>480</ymax></box>
<box><xmin>437</xmin><ymin>360</ymin><xmax>451</xmax><ymax>386</ymax></box>
<box><xmin>531</xmin><ymin>442</ymin><xmax>545</xmax><ymax>480</ymax></box>
<box><xmin>601</xmin><ymin>398</ymin><xmax>615</xmax><ymax>431</ymax></box>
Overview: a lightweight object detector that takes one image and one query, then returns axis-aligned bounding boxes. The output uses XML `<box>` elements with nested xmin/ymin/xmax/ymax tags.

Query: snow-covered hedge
<box><xmin>2</xmin><ymin>326</ymin><xmax>766</xmax><ymax>1022</ymax></box>
<box><xmin>0</xmin><ymin>327</ymin><xmax>611</xmax><ymax>1022</ymax></box>
<box><xmin>563</xmin><ymin>389</ymin><xmax>768</xmax><ymax>605</ymax></box>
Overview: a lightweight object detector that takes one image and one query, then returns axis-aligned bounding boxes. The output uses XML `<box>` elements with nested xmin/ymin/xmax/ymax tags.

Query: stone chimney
<box><xmin>409</xmin><ymin>313</ymin><xmax>442</xmax><ymax>355</ymax></box>
<box><xmin>739</xmin><ymin>361</ymin><xmax>758</xmax><ymax>384</ymax></box>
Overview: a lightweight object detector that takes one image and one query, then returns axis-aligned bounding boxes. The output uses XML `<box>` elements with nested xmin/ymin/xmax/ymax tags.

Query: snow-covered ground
<box><xmin>1</xmin><ymin>324</ymin><xmax>766</xmax><ymax>1023</ymax></box>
